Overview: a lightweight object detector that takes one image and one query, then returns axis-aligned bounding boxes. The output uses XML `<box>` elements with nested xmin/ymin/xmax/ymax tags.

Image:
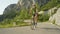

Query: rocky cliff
<box><xmin>3</xmin><ymin>4</ymin><xmax>17</xmax><ymax>15</ymax></box>
<box><xmin>3</xmin><ymin>0</ymin><xmax>50</xmax><ymax>15</ymax></box>
<box><xmin>17</xmin><ymin>0</ymin><xmax>50</xmax><ymax>9</ymax></box>
<box><xmin>49</xmin><ymin>8</ymin><xmax>60</xmax><ymax>25</ymax></box>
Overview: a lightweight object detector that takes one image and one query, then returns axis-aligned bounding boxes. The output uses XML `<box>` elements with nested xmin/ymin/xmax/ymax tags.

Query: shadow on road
<box><xmin>40</xmin><ymin>27</ymin><xmax>60</xmax><ymax>31</ymax></box>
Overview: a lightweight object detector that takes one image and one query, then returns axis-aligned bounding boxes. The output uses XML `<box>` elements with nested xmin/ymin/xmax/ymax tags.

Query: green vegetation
<box><xmin>37</xmin><ymin>0</ymin><xmax>60</xmax><ymax>22</ymax></box>
<box><xmin>57</xmin><ymin>4</ymin><xmax>60</xmax><ymax>8</ymax></box>
<box><xmin>19</xmin><ymin>9</ymin><xmax>30</xmax><ymax>19</ymax></box>
<box><xmin>38</xmin><ymin>14</ymin><xmax>50</xmax><ymax>22</ymax></box>
<box><xmin>0</xmin><ymin>0</ymin><xmax>60</xmax><ymax>28</ymax></box>
<box><xmin>41</xmin><ymin>0</ymin><xmax>60</xmax><ymax>11</ymax></box>
<box><xmin>0</xmin><ymin>8</ymin><xmax>30</xmax><ymax>28</ymax></box>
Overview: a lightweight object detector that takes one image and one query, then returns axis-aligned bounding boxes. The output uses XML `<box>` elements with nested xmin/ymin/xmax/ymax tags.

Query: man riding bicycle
<box><xmin>30</xmin><ymin>4</ymin><xmax>38</xmax><ymax>30</ymax></box>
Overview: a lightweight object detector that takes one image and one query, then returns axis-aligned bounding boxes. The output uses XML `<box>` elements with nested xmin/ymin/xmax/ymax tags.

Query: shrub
<box><xmin>38</xmin><ymin>14</ymin><xmax>50</xmax><ymax>22</ymax></box>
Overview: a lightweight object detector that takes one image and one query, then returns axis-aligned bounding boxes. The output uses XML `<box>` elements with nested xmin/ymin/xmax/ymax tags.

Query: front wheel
<box><xmin>30</xmin><ymin>21</ymin><xmax>37</xmax><ymax>30</ymax></box>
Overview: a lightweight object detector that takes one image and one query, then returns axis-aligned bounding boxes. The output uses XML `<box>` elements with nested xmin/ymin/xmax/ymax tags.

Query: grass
<box><xmin>0</xmin><ymin>22</ymin><xmax>30</xmax><ymax>28</ymax></box>
<box><xmin>0</xmin><ymin>24</ymin><xmax>13</xmax><ymax>28</ymax></box>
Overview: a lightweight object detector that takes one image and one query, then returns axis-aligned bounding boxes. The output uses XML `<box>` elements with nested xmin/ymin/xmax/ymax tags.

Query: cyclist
<box><xmin>30</xmin><ymin>4</ymin><xmax>38</xmax><ymax>30</ymax></box>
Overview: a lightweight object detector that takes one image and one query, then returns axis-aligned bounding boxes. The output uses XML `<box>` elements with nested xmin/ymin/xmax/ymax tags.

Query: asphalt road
<box><xmin>0</xmin><ymin>23</ymin><xmax>60</xmax><ymax>34</ymax></box>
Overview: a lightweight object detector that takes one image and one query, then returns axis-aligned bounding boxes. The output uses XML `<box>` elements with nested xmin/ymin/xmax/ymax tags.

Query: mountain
<box><xmin>0</xmin><ymin>0</ymin><xmax>60</xmax><ymax>22</ymax></box>
<box><xmin>3</xmin><ymin>0</ymin><xmax>50</xmax><ymax>16</ymax></box>
<box><xmin>3</xmin><ymin>0</ymin><xmax>60</xmax><ymax>15</ymax></box>
<box><xmin>17</xmin><ymin>0</ymin><xmax>50</xmax><ymax>9</ymax></box>
<box><xmin>3</xmin><ymin>4</ymin><xmax>17</xmax><ymax>15</ymax></box>
<box><xmin>0</xmin><ymin>15</ymin><xmax>4</xmax><ymax>22</ymax></box>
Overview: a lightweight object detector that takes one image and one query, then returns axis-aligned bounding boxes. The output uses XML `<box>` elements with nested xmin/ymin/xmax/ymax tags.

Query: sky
<box><xmin>0</xmin><ymin>0</ymin><xmax>18</xmax><ymax>15</ymax></box>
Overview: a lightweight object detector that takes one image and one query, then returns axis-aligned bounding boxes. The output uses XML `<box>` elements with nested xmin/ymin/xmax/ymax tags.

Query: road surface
<box><xmin>0</xmin><ymin>23</ymin><xmax>60</xmax><ymax>34</ymax></box>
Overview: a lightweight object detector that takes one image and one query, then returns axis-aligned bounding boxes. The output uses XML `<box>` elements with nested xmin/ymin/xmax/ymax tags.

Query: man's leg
<box><xmin>35</xmin><ymin>21</ymin><xmax>37</xmax><ymax>28</ymax></box>
<box><xmin>31</xmin><ymin>21</ymin><xmax>35</xmax><ymax>30</ymax></box>
<box><xmin>31</xmin><ymin>21</ymin><xmax>37</xmax><ymax>30</ymax></box>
